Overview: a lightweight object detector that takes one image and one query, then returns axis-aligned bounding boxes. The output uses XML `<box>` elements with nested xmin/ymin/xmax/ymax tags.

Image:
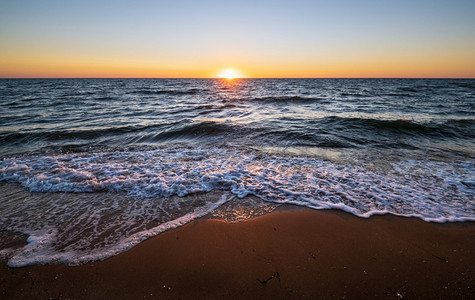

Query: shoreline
<box><xmin>1</xmin><ymin>208</ymin><xmax>474</xmax><ymax>299</ymax></box>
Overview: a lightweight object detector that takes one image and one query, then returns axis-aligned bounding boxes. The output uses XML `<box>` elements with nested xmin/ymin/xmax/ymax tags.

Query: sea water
<box><xmin>0</xmin><ymin>78</ymin><xmax>474</xmax><ymax>266</ymax></box>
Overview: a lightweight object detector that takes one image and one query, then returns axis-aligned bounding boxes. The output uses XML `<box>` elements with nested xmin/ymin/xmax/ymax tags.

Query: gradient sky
<box><xmin>1</xmin><ymin>0</ymin><xmax>474</xmax><ymax>78</ymax></box>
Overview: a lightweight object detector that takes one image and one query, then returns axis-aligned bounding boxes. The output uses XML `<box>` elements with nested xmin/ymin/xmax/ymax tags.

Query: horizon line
<box><xmin>0</xmin><ymin>77</ymin><xmax>474</xmax><ymax>80</ymax></box>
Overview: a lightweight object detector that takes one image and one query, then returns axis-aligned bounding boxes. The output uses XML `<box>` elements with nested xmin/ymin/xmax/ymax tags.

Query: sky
<box><xmin>1</xmin><ymin>0</ymin><xmax>474</xmax><ymax>78</ymax></box>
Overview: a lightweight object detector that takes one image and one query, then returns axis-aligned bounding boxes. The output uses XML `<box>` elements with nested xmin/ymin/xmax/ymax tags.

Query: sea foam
<box><xmin>1</xmin><ymin>147</ymin><xmax>473</xmax><ymax>220</ymax></box>
<box><xmin>0</xmin><ymin>146</ymin><xmax>474</xmax><ymax>266</ymax></box>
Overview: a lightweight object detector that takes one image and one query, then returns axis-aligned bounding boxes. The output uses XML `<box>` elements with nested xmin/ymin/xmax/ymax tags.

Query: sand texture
<box><xmin>1</xmin><ymin>208</ymin><xmax>474</xmax><ymax>299</ymax></box>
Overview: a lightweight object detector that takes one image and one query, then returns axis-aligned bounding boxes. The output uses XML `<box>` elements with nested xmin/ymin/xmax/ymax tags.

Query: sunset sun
<box><xmin>217</xmin><ymin>68</ymin><xmax>242</xmax><ymax>80</ymax></box>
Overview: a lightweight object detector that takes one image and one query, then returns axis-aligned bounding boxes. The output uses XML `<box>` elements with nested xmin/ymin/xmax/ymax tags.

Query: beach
<box><xmin>2</xmin><ymin>206</ymin><xmax>474</xmax><ymax>299</ymax></box>
<box><xmin>1</xmin><ymin>0</ymin><xmax>475</xmax><ymax>296</ymax></box>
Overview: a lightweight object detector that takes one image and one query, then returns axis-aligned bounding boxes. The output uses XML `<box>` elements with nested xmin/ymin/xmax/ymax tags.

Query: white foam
<box><xmin>1</xmin><ymin>147</ymin><xmax>474</xmax><ymax>266</ymax></box>
<box><xmin>1</xmin><ymin>148</ymin><xmax>474</xmax><ymax>222</ymax></box>
<box><xmin>6</xmin><ymin>192</ymin><xmax>230</xmax><ymax>267</ymax></box>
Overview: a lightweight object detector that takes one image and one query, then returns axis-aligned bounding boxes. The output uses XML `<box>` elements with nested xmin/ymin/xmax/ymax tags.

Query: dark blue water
<box><xmin>0</xmin><ymin>78</ymin><xmax>474</xmax><ymax>266</ymax></box>
<box><xmin>1</xmin><ymin>78</ymin><xmax>474</xmax><ymax>158</ymax></box>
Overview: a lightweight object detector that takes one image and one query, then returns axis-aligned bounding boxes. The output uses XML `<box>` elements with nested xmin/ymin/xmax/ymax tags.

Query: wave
<box><xmin>257</xmin><ymin>116</ymin><xmax>475</xmax><ymax>149</ymax></box>
<box><xmin>340</xmin><ymin>92</ymin><xmax>371</xmax><ymax>97</ymax></box>
<box><xmin>0</xmin><ymin>125</ymin><xmax>150</xmax><ymax>144</ymax></box>
<box><xmin>129</xmin><ymin>88</ymin><xmax>201</xmax><ymax>96</ymax></box>
<box><xmin>248</xmin><ymin>95</ymin><xmax>326</xmax><ymax>103</ymax></box>
<box><xmin>0</xmin><ymin>119</ymin><xmax>241</xmax><ymax>156</ymax></box>
<box><xmin>455</xmin><ymin>82</ymin><xmax>475</xmax><ymax>89</ymax></box>
<box><xmin>267</xmin><ymin>129</ymin><xmax>354</xmax><ymax>148</ymax></box>
<box><xmin>1</xmin><ymin>147</ymin><xmax>472</xmax><ymax>218</ymax></box>
<box><xmin>1</xmin><ymin>115</ymin><xmax>473</xmax><ymax>159</ymax></box>
<box><xmin>396</xmin><ymin>87</ymin><xmax>418</xmax><ymax>93</ymax></box>
<box><xmin>153</xmin><ymin>121</ymin><xmax>236</xmax><ymax>141</ymax></box>
<box><xmin>0</xmin><ymin>146</ymin><xmax>473</xmax><ymax>266</ymax></box>
<box><xmin>0</xmin><ymin>120</ymin><xmax>192</xmax><ymax>143</ymax></box>
<box><xmin>321</xmin><ymin>116</ymin><xmax>475</xmax><ymax>138</ymax></box>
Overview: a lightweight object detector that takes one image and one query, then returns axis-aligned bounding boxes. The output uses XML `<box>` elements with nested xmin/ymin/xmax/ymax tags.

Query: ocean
<box><xmin>0</xmin><ymin>78</ymin><xmax>474</xmax><ymax>267</ymax></box>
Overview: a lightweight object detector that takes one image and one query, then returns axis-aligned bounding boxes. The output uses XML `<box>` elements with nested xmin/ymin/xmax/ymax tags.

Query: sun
<box><xmin>217</xmin><ymin>68</ymin><xmax>242</xmax><ymax>80</ymax></box>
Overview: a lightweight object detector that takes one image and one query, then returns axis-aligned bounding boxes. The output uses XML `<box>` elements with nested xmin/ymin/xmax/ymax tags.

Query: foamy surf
<box><xmin>1</xmin><ymin>147</ymin><xmax>473</xmax><ymax>221</ymax></box>
<box><xmin>1</xmin><ymin>184</ymin><xmax>232</xmax><ymax>267</ymax></box>
<box><xmin>0</xmin><ymin>146</ymin><xmax>474</xmax><ymax>266</ymax></box>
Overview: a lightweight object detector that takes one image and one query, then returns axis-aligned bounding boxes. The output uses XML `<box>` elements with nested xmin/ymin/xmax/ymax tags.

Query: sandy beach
<box><xmin>1</xmin><ymin>207</ymin><xmax>474</xmax><ymax>299</ymax></box>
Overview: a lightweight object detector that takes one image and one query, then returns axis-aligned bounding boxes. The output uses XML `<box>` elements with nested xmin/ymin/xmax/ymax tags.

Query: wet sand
<box><xmin>1</xmin><ymin>208</ymin><xmax>474</xmax><ymax>299</ymax></box>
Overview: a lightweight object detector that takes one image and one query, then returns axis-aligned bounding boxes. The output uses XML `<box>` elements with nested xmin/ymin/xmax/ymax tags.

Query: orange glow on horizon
<box><xmin>0</xmin><ymin>53</ymin><xmax>474</xmax><ymax>78</ymax></box>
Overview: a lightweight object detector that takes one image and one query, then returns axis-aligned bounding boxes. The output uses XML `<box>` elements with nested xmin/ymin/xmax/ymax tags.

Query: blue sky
<box><xmin>1</xmin><ymin>0</ymin><xmax>474</xmax><ymax>77</ymax></box>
